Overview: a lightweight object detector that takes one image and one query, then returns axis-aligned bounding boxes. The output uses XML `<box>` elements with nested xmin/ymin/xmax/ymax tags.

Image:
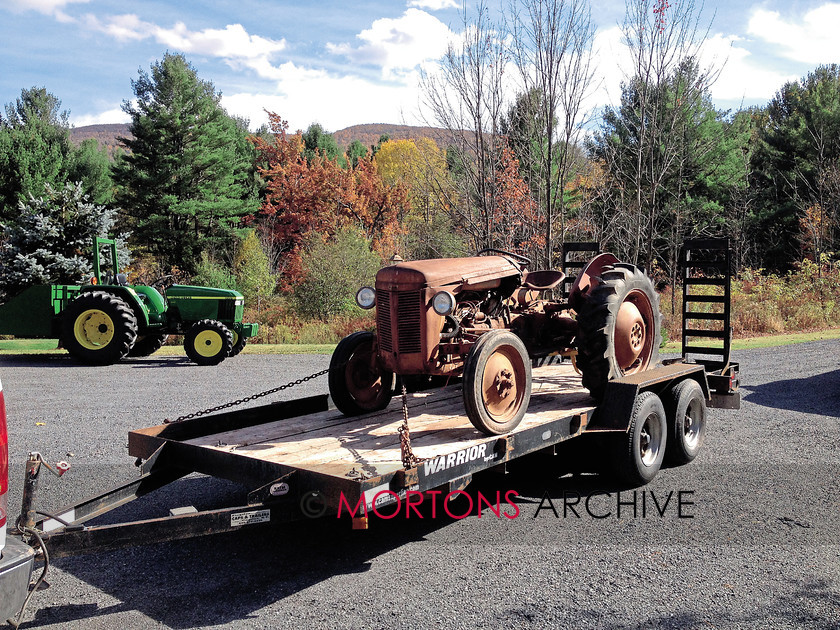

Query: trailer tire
<box><xmin>612</xmin><ymin>391</ymin><xmax>667</xmax><ymax>486</ymax></box>
<box><xmin>184</xmin><ymin>320</ymin><xmax>232</xmax><ymax>366</ymax></box>
<box><xmin>62</xmin><ymin>291</ymin><xmax>138</xmax><ymax>365</ymax></box>
<box><xmin>576</xmin><ymin>263</ymin><xmax>662</xmax><ymax>401</ymax></box>
<box><xmin>128</xmin><ymin>333</ymin><xmax>168</xmax><ymax>357</ymax></box>
<box><xmin>664</xmin><ymin>378</ymin><xmax>706</xmax><ymax>465</ymax></box>
<box><xmin>329</xmin><ymin>331</ymin><xmax>394</xmax><ymax>416</ymax></box>
<box><xmin>228</xmin><ymin>329</ymin><xmax>247</xmax><ymax>357</ymax></box>
<box><xmin>463</xmin><ymin>330</ymin><xmax>532</xmax><ymax>435</ymax></box>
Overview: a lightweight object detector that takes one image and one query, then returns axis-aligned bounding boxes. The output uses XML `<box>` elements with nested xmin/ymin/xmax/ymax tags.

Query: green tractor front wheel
<box><xmin>61</xmin><ymin>291</ymin><xmax>138</xmax><ymax>365</ymax></box>
<box><xmin>228</xmin><ymin>328</ymin><xmax>247</xmax><ymax>357</ymax></box>
<box><xmin>184</xmin><ymin>319</ymin><xmax>233</xmax><ymax>366</ymax></box>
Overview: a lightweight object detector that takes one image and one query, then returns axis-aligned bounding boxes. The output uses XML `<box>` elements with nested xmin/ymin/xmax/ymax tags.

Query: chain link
<box><xmin>165</xmin><ymin>368</ymin><xmax>331</xmax><ymax>423</ymax></box>
<box><xmin>398</xmin><ymin>384</ymin><xmax>424</xmax><ymax>469</ymax></box>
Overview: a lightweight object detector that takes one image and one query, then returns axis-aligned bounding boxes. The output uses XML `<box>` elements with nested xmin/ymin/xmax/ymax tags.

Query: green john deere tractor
<box><xmin>0</xmin><ymin>237</ymin><xmax>258</xmax><ymax>366</ymax></box>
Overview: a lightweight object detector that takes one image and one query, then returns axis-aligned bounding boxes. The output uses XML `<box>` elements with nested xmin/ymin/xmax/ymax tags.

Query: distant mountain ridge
<box><xmin>70</xmin><ymin>122</ymin><xmax>453</xmax><ymax>155</ymax></box>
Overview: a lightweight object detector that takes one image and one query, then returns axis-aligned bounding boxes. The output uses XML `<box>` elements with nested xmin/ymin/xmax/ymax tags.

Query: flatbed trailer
<box><xmin>20</xmin><ymin>356</ymin><xmax>738</xmax><ymax>561</ymax></box>
<box><xmin>3</xmin><ymin>238</ymin><xmax>741</xmax><ymax>626</ymax></box>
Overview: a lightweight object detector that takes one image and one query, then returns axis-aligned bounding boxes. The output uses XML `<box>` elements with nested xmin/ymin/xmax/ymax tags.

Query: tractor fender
<box><xmin>79</xmin><ymin>286</ymin><xmax>151</xmax><ymax>329</ymax></box>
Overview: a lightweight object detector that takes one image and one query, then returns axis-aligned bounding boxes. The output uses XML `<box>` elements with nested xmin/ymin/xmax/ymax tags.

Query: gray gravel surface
<box><xmin>1</xmin><ymin>344</ymin><xmax>838</xmax><ymax>629</ymax></box>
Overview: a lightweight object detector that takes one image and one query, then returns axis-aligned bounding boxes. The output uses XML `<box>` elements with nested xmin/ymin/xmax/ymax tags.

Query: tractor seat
<box><xmin>522</xmin><ymin>270</ymin><xmax>565</xmax><ymax>291</ymax></box>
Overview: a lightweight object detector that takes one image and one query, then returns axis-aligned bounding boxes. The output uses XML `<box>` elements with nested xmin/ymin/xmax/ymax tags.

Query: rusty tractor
<box><xmin>328</xmin><ymin>248</ymin><xmax>662</xmax><ymax>435</ymax></box>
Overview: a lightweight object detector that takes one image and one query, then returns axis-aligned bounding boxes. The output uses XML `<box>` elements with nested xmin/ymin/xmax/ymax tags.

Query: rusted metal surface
<box><xmin>568</xmin><ymin>252</ymin><xmax>619</xmax><ymax>310</ymax></box>
<box><xmin>376</xmin><ymin>256</ymin><xmax>521</xmax><ymax>291</ymax></box>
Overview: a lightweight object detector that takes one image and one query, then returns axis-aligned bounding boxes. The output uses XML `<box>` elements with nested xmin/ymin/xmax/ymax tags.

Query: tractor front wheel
<box><xmin>184</xmin><ymin>320</ymin><xmax>232</xmax><ymax>366</ymax></box>
<box><xmin>228</xmin><ymin>329</ymin><xmax>247</xmax><ymax>357</ymax></box>
<box><xmin>61</xmin><ymin>291</ymin><xmax>138</xmax><ymax>365</ymax></box>
<box><xmin>329</xmin><ymin>331</ymin><xmax>394</xmax><ymax>416</ymax></box>
<box><xmin>463</xmin><ymin>330</ymin><xmax>532</xmax><ymax>435</ymax></box>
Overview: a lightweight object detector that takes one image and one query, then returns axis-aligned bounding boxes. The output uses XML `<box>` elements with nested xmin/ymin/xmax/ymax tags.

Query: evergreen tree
<box><xmin>752</xmin><ymin>65</ymin><xmax>840</xmax><ymax>267</ymax></box>
<box><xmin>0</xmin><ymin>182</ymin><xmax>124</xmax><ymax>295</ymax></box>
<box><xmin>114</xmin><ymin>53</ymin><xmax>259</xmax><ymax>274</ymax></box>
<box><xmin>302</xmin><ymin>123</ymin><xmax>343</xmax><ymax>164</ymax></box>
<box><xmin>346</xmin><ymin>140</ymin><xmax>368</xmax><ymax>168</ymax></box>
<box><xmin>0</xmin><ymin>87</ymin><xmax>113</xmax><ymax>223</ymax></box>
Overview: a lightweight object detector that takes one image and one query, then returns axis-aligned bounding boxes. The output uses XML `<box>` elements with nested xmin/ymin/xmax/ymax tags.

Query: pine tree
<box><xmin>114</xmin><ymin>53</ymin><xmax>258</xmax><ymax>274</ymax></box>
<box><xmin>0</xmin><ymin>87</ymin><xmax>113</xmax><ymax>223</ymax></box>
<box><xmin>0</xmin><ymin>182</ymin><xmax>124</xmax><ymax>295</ymax></box>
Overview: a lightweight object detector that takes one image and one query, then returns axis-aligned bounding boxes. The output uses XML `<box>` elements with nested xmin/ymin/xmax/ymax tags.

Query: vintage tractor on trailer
<box><xmin>329</xmin><ymin>248</ymin><xmax>662</xmax><ymax>435</ymax></box>
<box><xmin>0</xmin><ymin>237</ymin><xmax>258</xmax><ymax>366</ymax></box>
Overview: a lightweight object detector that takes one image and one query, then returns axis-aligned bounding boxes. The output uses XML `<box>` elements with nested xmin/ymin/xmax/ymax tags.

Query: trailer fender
<box><xmin>589</xmin><ymin>363</ymin><xmax>709</xmax><ymax>432</ymax></box>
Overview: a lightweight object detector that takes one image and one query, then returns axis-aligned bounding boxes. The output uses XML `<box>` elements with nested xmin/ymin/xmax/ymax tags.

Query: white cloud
<box><xmin>83</xmin><ymin>15</ymin><xmax>286</xmax><ymax>79</ymax></box>
<box><xmin>155</xmin><ymin>22</ymin><xmax>286</xmax><ymax>60</ymax></box>
<box><xmin>327</xmin><ymin>8</ymin><xmax>453</xmax><ymax>80</ymax></box>
<box><xmin>71</xmin><ymin>105</ymin><xmax>130</xmax><ymax>128</ymax></box>
<box><xmin>220</xmin><ymin>62</ymin><xmax>423</xmax><ymax>132</ymax></box>
<box><xmin>0</xmin><ymin>0</ymin><xmax>88</xmax><ymax>15</ymax></box>
<box><xmin>407</xmin><ymin>0</ymin><xmax>459</xmax><ymax>10</ymax></box>
<box><xmin>589</xmin><ymin>24</ymin><xmax>796</xmax><ymax>112</ymax></box>
<box><xmin>701</xmin><ymin>33</ymin><xmax>797</xmax><ymax>104</ymax></box>
<box><xmin>747</xmin><ymin>4</ymin><xmax>840</xmax><ymax>65</ymax></box>
<box><xmin>84</xmin><ymin>14</ymin><xmax>155</xmax><ymax>42</ymax></box>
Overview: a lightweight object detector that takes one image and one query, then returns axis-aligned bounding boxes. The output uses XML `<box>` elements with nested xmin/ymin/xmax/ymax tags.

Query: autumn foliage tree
<box><xmin>250</xmin><ymin>112</ymin><xmax>409</xmax><ymax>291</ymax></box>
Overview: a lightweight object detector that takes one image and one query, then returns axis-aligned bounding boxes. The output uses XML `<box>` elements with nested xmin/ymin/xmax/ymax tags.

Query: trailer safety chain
<box><xmin>165</xmin><ymin>368</ymin><xmax>331</xmax><ymax>423</ymax></box>
<box><xmin>398</xmin><ymin>384</ymin><xmax>425</xmax><ymax>469</ymax></box>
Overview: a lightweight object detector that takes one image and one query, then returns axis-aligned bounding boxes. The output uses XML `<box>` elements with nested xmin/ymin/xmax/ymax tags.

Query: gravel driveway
<box><xmin>1</xmin><ymin>342</ymin><xmax>838</xmax><ymax>629</ymax></box>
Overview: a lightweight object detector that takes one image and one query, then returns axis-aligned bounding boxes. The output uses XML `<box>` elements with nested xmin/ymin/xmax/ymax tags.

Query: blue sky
<box><xmin>1</xmin><ymin>0</ymin><xmax>839</xmax><ymax>133</ymax></box>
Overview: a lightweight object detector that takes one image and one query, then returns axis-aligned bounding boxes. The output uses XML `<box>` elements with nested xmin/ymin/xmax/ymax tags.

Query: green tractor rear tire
<box><xmin>184</xmin><ymin>319</ymin><xmax>232</xmax><ymax>366</ymax></box>
<box><xmin>61</xmin><ymin>291</ymin><xmax>138</xmax><ymax>365</ymax></box>
<box><xmin>128</xmin><ymin>333</ymin><xmax>169</xmax><ymax>357</ymax></box>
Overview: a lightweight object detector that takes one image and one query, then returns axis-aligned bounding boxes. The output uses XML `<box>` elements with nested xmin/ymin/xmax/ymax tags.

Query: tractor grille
<box><xmin>377</xmin><ymin>290</ymin><xmax>422</xmax><ymax>354</ymax></box>
<box><xmin>377</xmin><ymin>292</ymin><xmax>393</xmax><ymax>352</ymax></box>
<box><xmin>218</xmin><ymin>299</ymin><xmax>236</xmax><ymax>321</ymax></box>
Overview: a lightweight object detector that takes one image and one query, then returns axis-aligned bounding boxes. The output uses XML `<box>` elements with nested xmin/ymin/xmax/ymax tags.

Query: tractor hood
<box><xmin>165</xmin><ymin>285</ymin><xmax>244</xmax><ymax>301</ymax></box>
<box><xmin>375</xmin><ymin>256</ymin><xmax>523</xmax><ymax>292</ymax></box>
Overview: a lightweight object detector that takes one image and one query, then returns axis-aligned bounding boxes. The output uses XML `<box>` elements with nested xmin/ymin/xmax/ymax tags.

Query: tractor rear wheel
<box><xmin>576</xmin><ymin>263</ymin><xmax>661</xmax><ymax>401</ymax></box>
<box><xmin>463</xmin><ymin>330</ymin><xmax>532</xmax><ymax>435</ymax></box>
<box><xmin>61</xmin><ymin>291</ymin><xmax>138</xmax><ymax>365</ymax></box>
<box><xmin>184</xmin><ymin>320</ymin><xmax>232</xmax><ymax>366</ymax></box>
<box><xmin>228</xmin><ymin>329</ymin><xmax>247</xmax><ymax>357</ymax></box>
<box><xmin>128</xmin><ymin>333</ymin><xmax>168</xmax><ymax>357</ymax></box>
<box><xmin>329</xmin><ymin>331</ymin><xmax>394</xmax><ymax>416</ymax></box>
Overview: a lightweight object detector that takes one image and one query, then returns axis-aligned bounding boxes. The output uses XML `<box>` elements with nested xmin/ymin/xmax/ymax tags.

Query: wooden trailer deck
<box><xmin>186</xmin><ymin>361</ymin><xmax>594</xmax><ymax>479</ymax></box>
<box><xmin>128</xmin><ymin>361</ymin><xmax>598</xmax><ymax>508</ymax></box>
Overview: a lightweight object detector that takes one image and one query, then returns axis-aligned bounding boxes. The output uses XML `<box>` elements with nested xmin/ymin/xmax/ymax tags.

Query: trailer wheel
<box><xmin>184</xmin><ymin>320</ymin><xmax>232</xmax><ymax>366</ymax></box>
<box><xmin>61</xmin><ymin>291</ymin><xmax>138</xmax><ymax>365</ymax></box>
<box><xmin>127</xmin><ymin>333</ymin><xmax>168</xmax><ymax>357</ymax></box>
<box><xmin>329</xmin><ymin>331</ymin><xmax>394</xmax><ymax>415</ymax></box>
<box><xmin>612</xmin><ymin>391</ymin><xmax>667</xmax><ymax>486</ymax></box>
<box><xmin>228</xmin><ymin>329</ymin><xmax>247</xmax><ymax>357</ymax></box>
<box><xmin>576</xmin><ymin>263</ymin><xmax>661</xmax><ymax>401</ymax></box>
<box><xmin>664</xmin><ymin>379</ymin><xmax>706</xmax><ymax>465</ymax></box>
<box><xmin>463</xmin><ymin>330</ymin><xmax>532</xmax><ymax>435</ymax></box>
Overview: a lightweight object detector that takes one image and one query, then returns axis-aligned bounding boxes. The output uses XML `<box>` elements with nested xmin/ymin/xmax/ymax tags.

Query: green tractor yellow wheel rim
<box><xmin>194</xmin><ymin>330</ymin><xmax>224</xmax><ymax>358</ymax></box>
<box><xmin>231</xmin><ymin>330</ymin><xmax>240</xmax><ymax>346</ymax></box>
<box><xmin>73</xmin><ymin>309</ymin><xmax>115</xmax><ymax>350</ymax></box>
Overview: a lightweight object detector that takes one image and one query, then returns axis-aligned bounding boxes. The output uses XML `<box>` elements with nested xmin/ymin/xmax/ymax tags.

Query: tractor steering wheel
<box><xmin>476</xmin><ymin>248</ymin><xmax>532</xmax><ymax>267</ymax></box>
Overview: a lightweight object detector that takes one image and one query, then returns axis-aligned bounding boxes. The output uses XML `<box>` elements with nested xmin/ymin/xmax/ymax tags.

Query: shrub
<box><xmin>293</xmin><ymin>228</ymin><xmax>381</xmax><ymax>321</ymax></box>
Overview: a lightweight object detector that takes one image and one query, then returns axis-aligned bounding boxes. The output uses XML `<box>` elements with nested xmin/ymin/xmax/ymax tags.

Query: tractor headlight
<box><xmin>432</xmin><ymin>291</ymin><xmax>456</xmax><ymax>316</ymax></box>
<box><xmin>355</xmin><ymin>286</ymin><xmax>376</xmax><ymax>310</ymax></box>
